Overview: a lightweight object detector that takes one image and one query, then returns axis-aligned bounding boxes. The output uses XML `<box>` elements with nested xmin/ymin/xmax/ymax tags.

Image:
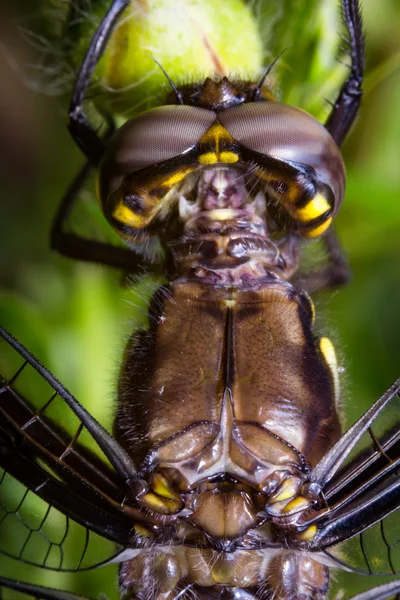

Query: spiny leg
<box><xmin>50</xmin><ymin>159</ymin><xmax>163</xmax><ymax>273</ymax></box>
<box><xmin>304</xmin><ymin>0</ymin><xmax>364</xmax><ymax>292</ymax></box>
<box><xmin>53</xmin><ymin>100</ymin><xmax>154</xmax><ymax>272</ymax></box>
<box><xmin>68</xmin><ymin>0</ymin><xmax>130</xmax><ymax>166</ymax></box>
<box><xmin>325</xmin><ymin>0</ymin><xmax>364</xmax><ymax>146</ymax></box>
<box><xmin>57</xmin><ymin>65</ymin><xmax>159</xmax><ymax>274</ymax></box>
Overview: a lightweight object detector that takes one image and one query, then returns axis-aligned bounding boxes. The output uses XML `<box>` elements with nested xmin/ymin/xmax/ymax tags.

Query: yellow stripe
<box><xmin>198</xmin><ymin>152</ymin><xmax>219</xmax><ymax>164</ymax></box>
<box><xmin>198</xmin><ymin>151</ymin><xmax>239</xmax><ymax>165</ymax></box>
<box><xmin>303</xmin><ymin>292</ymin><xmax>315</xmax><ymax>324</ymax></box>
<box><xmin>198</xmin><ymin>123</ymin><xmax>239</xmax><ymax>164</ymax></box>
<box><xmin>110</xmin><ymin>164</ymin><xmax>197</xmax><ymax>229</ymax></box>
<box><xmin>199</xmin><ymin>122</ymin><xmax>235</xmax><ymax>144</ymax></box>
<box><xmin>296</xmin><ymin>525</ymin><xmax>317</xmax><ymax>542</ymax></box>
<box><xmin>134</xmin><ymin>524</ymin><xmax>153</xmax><ymax>538</ymax></box>
<box><xmin>293</xmin><ymin>193</ymin><xmax>330</xmax><ymax>222</ymax></box>
<box><xmin>112</xmin><ymin>202</ymin><xmax>141</xmax><ymax>227</ymax></box>
<box><xmin>304</xmin><ymin>216</ymin><xmax>332</xmax><ymax>238</ymax></box>
<box><xmin>319</xmin><ymin>337</ymin><xmax>340</xmax><ymax>403</ymax></box>
<box><xmin>219</xmin><ymin>151</ymin><xmax>239</xmax><ymax>163</ymax></box>
<box><xmin>152</xmin><ymin>473</ymin><xmax>181</xmax><ymax>501</ymax></box>
<box><xmin>163</xmin><ymin>166</ymin><xmax>194</xmax><ymax>186</ymax></box>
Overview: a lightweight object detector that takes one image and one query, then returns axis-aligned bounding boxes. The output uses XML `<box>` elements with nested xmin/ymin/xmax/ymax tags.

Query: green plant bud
<box><xmin>73</xmin><ymin>0</ymin><xmax>263</xmax><ymax>118</ymax></box>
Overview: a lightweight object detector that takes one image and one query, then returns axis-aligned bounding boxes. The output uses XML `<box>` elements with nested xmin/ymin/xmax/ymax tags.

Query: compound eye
<box><xmin>98</xmin><ymin>105</ymin><xmax>215</xmax><ymax>232</ymax></box>
<box><xmin>219</xmin><ymin>102</ymin><xmax>346</xmax><ymax>222</ymax></box>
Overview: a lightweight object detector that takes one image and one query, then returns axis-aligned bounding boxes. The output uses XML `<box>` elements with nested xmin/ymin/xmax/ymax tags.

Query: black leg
<box><xmin>50</xmin><ymin>160</ymin><xmax>159</xmax><ymax>274</ymax></box>
<box><xmin>0</xmin><ymin>576</ymin><xmax>95</xmax><ymax>600</ymax></box>
<box><xmin>294</xmin><ymin>226</ymin><xmax>351</xmax><ymax>294</ymax></box>
<box><xmin>68</xmin><ymin>0</ymin><xmax>130</xmax><ymax>166</ymax></box>
<box><xmin>325</xmin><ymin>0</ymin><xmax>364</xmax><ymax>147</ymax></box>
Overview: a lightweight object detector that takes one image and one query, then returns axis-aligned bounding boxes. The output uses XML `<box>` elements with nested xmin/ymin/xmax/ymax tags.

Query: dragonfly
<box><xmin>1</xmin><ymin>0</ymin><xmax>400</xmax><ymax>598</ymax></box>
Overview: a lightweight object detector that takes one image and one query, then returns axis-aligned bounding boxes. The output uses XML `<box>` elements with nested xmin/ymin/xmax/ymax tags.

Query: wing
<box><xmin>346</xmin><ymin>580</ymin><xmax>400</xmax><ymax>600</ymax></box>
<box><xmin>299</xmin><ymin>378</ymin><xmax>400</xmax><ymax>575</ymax></box>
<box><xmin>0</xmin><ymin>576</ymin><xmax>93</xmax><ymax>600</ymax></box>
<box><xmin>0</xmin><ymin>328</ymin><xmax>144</xmax><ymax>571</ymax></box>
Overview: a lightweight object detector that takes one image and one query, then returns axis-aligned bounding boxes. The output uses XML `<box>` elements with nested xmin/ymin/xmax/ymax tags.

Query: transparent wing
<box><xmin>303</xmin><ymin>379</ymin><xmax>400</xmax><ymax>575</ymax></box>
<box><xmin>0</xmin><ymin>328</ymin><xmax>143</xmax><ymax>571</ymax></box>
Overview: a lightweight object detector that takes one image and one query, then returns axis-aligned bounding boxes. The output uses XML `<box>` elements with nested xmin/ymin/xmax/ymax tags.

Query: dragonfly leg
<box><xmin>344</xmin><ymin>581</ymin><xmax>400</xmax><ymax>600</ymax></box>
<box><xmin>0</xmin><ymin>576</ymin><xmax>95</xmax><ymax>600</ymax></box>
<box><xmin>68</xmin><ymin>0</ymin><xmax>130</xmax><ymax>165</ymax></box>
<box><xmin>50</xmin><ymin>160</ymin><xmax>154</xmax><ymax>272</ymax></box>
<box><xmin>325</xmin><ymin>0</ymin><xmax>364</xmax><ymax>147</ymax></box>
<box><xmin>293</xmin><ymin>226</ymin><xmax>351</xmax><ymax>294</ymax></box>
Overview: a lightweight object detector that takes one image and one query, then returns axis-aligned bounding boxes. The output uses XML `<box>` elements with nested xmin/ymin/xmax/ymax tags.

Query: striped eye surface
<box><xmin>98</xmin><ymin>100</ymin><xmax>345</xmax><ymax>240</ymax></box>
<box><xmin>219</xmin><ymin>102</ymin><xmax>346</xmax><ymax>214</ymax></box>
<box><xmin>97</xmin><ymin>105</ymin><xmax>216</xmax><ymax>233</ymax></box>
<box><xmin>99</xmin><ymin>105</ymin><xmax>215</xmax><ymax>193</ymax></box>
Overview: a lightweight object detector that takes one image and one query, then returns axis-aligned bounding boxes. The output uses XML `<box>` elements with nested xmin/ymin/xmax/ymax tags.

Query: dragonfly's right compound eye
<box><xmin>97</xmin><ymin>105</ymin><xmax>215</xmax><ymax>236</ymax></box>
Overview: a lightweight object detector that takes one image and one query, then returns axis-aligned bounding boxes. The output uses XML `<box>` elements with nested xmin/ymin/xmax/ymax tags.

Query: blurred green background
<box><xmin>0</xmin><ymin>0</ymin><xmax>399</xmax><ymax>598</ymax></box>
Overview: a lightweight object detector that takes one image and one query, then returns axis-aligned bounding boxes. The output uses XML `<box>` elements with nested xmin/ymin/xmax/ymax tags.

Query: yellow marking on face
<box><xmin>111</xmin><ymin>165</ymin><xmax>197</xmax><ymax>228</ymax></box>
<box><xmin>220</xmin><ymin>151</ymin><xmax>239</xmax><ymax>163</ymax></box>
<box><xmin>296</xmin><ymin>525</ymin><xmax>317</xmax><ymax>542</ymax></box>
<box><xmin>198</xmin><ymin>151</ymin><xmax>239</xmax><ymax>165</ymax></box>
<box><xmin>304</xmin><ymin>216</ymin><xmax>333</xmax><ymax>238</ymax></box>
<box><xmin>286</xmin><ymin>182</ymin><xmax>301</xmax><ymax>205</ymax></box>
<box><xmin>198</xmin><ymin>151</ymin><xmax>219</xmax><ymax>164</ymax></box>
<box><xmin>254</xmin><ymin>172</ymin><xmax>304</xmax><ymax>208</ymax></box>
<box><xmin>294</xmin><ymin>193</ymin><xmax>331</xmax><ymax>222</ymax></box>
<box><xmin>319</xmin><ymin>336</ymin><xmax>340</xmax><ymax>403</ymax></box>
<box><xmin>198</xmin><ymin>123</ymin><xmax>239</xmax><ymax>164</ymax></box>
<box><xmin>112</xmin><ymin>202</ymin><xmax>140</xmax><ymax>227</ymax></box>
<box><xmin>199</xmin><ymin>122</ymin><xmax>235</xmax><ymax>145</ymax></box>
<box><xmin>163</xmin><ymin>166</ymin><xmax>195</xmax><ymax>187</ymax></box>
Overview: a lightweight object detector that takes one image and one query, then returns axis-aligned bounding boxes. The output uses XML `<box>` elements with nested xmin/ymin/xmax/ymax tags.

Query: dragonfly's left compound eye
<box><xmin>98</xmin><ymin>105</ymin><xmax>215</xmax><ymax>232</ymax></box>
